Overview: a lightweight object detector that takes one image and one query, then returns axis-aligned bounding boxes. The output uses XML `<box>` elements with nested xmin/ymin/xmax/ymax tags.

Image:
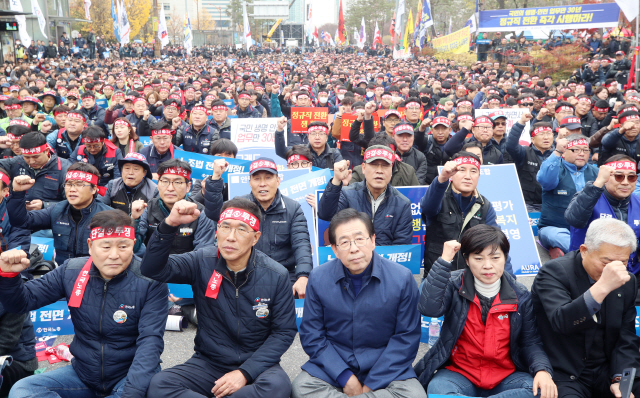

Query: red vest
<box><xmin>446</xmin><ymin>294</ymin><xmax>517</xmax><ymax>390</ymax></box>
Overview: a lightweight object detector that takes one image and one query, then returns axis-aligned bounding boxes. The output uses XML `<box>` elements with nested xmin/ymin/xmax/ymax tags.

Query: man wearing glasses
<box><xmin>6</xmin><ymin>162</ymin><xmax>112</xmax><ymax>264</ymax></box>
<box><xmin>537</xmin><ymin>135</ymin><xmax>599</xmax><ymax>259</ymax></box>
<box><xmin>292</xmin><ymin>208</ymin><xmax>424</xmax><ymax>398</ymax></box>
<box><xmin>134</xmin><ymin>159</ymin><xmax>215</xmax><ymax>253</ymax></box>
<box><xmin>444</xmin><ymin>116</ymin><xmax>504</xmax><ymax>165</ymax></box>
<box><xmin>506</xmin><ymin>114</ymin><xmax>555</xmax><ymax>212</ymax></box>
<box><xmin>565</xmin><ymin>154</ymin><xmax>640</xmax><ymax>274</ymax></box>
<box><xmin>275</xmin><ymin>117</ymin><xmax>342</xmax><ymax>170</ymax></box>
<box><xmin>141</xmin><ymin>197</ymin><xmax>296</xmax><ymax>398</ymax></box>
<box><xmin>599</xmin><ymin>111</ymin><xmax>640</xmax><ymax>167</ymax></box>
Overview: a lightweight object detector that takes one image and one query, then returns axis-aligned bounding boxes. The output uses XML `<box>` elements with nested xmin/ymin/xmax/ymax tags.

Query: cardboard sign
<box><xmin>339</xmin><ymin>113</ymin><xmax>381</xmax><ymax>142</ymax></box>
<box><xmin>290</xmin><ymin>107</ymin><xmax>328</xmax><ymax>134</ymax></box>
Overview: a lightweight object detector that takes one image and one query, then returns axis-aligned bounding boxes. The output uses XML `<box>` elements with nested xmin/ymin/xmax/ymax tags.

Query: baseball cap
<box><xmin>363</xmin><ymin>145</ymin><xmax>395</xmax><ymax>164</ymax></box>
<box><xmin>560</xmin><ymin>116</ymin><xmax>582</xmax><ymax>130</ymax></box>
<box><xmin>118</xmin><ymin>153</ymin><xmax>153</xmax><ymax>180</ymax></box>
<box><xmin>249</xmin><ymin>157</ymin><xmax>278</xmax><ymax>175</ymax></box>
<box><xmin>432</xmin><ymin>116</ymin><xmax>451</xmax><ymax>128</ymax></box>
<box><xmin>392</xmin><ymin>123</ymin><xmax>414</xmax><ymax>136</ymax></box>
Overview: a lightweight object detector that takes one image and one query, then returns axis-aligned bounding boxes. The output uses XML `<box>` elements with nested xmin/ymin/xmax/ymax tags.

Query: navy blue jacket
<box><xmin>80</xmin><ymin>105</ymin><xmax>108</xmax><ymax>136</ymax></box>
<box><xmin>207</xmin><ymin>117</ymin><xmax>232</xmax><ymax>140</ymax></box>
<box><xmin>0</xmin><ymin>256</ymin><xmax>167</xmax><ymax>398</ymax></box>
<box><xmin>317</xmin><ymin>180</ymin><xmax>413</xmax><ymax>245</ymax></box>
<box><xmin>0</xmin><ymin>301</ymin><xmax>36</xmax><ymax>364</ymax></box>
<box><xmin>140</xmin><ymin>223</ymin><xmax>297</xmax><ymax>382</ymax></box>
<box><xmin>46</xmin><ymin>129</ymin><xmax>81</xmax><ymax>159</ymax></box>
<box><xmin>0</xmin><ymin>154</ymin><xmax>71</xmax><ymax>209</ymax></box>
<box><xmin>204</xmin><ymin>178</ymin><xmax>313</xmax><ymax>278</ymax></box>
<box><xmin>138</xmin><ymin>144</ymin><xmax>176</xmax><ymax>173</ymax></box>
<box><xmin>414</xmin><ymin>257</ymin><xmax>553</xmax><ymax>387</ymax></box>
<box><xmin>182</xmin><ymin>124</ymin><xmax>219</xmax><ymax>154</ymax></box>
<box><xmin>0</xmin><ymin>198</ymin><xmax>31</xmax><ymax>252</ymax></box>
<box><xmin>7</xmin><ymin>191</ymin><xmax>113</xmax><ymax>264</ymax></box>
<box><xmin>71</xmin><ymin>141</ymin><xmax>123</xmax><ymax>187</ymax></box>
<box><xmin>236</xmin><ymin>105</ymin><xmax>261</xmax><ymax>118</ymax></box>
<box><xmin>300</xmin><ymin>253</ymin><xmax>421</xmax><ymax>390</ymax></box>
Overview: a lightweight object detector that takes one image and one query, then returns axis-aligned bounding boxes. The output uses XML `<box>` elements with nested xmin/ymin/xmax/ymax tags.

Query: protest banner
<box><xmin>222</xmin><ymin>99</ymin><xmax>235</xmax><ymax>108</ymax></box>
<box><xmin>339</xmin><ymin>113</ymin><xmax>380</xmax><ymax>142</ymax></box>
<box><xmin>478</xmin><ymin>3</ymin><xmax>621</xmax><ymax>32</ymax></box>
<box><xmin>230</xmin><ymin>118</ymin><xmax>286</xmax><ymax>166</ymax></box>
<box><xmin>139</xmin><ymin>137</ymin><xmax>152</xmax><ymax>147</ymax></box>
<box><xmin>31</xmin><ymin>237</ymin><xmax>55</xmax><ymax>261</ymax></box>
<box><xmin>318</xmin><ymin>245</ymin><xmax>422</xmax><ymax>274</ymax></box>
<box><xmin>31</xmin><ymin>301</ymin><xmax>74</xmax><ymax>337</ymax></box>
<box><xmin>475</xmin><ymin>108</ymin><xmax>532</xmax><ymax>145</ymax></box>
<box><xmin>437</xmin><ymin>164</ymin><xmax>541</xmax><ymax>275</ymax></box>
<box><xmin>174</xmin><ymin>149</ymin><xmax>251</xmax><ymax>182</ymax></box>
<box><xmin>95</xmin><ymin>99</ymin><xmax>108</xmax><ymax>109</ymax></box>
<box><xmin>290</xmin><ymin>107</ymin><xmax>328</xmax><ymax>135</ymax></box>
<box><xmin>432</xmin><ymin>26</ymin><xmax>470</xmax><ymax>54</ymax></box>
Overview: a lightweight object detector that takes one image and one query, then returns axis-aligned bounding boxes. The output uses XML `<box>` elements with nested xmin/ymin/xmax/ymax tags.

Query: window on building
<box><xmin>164</xmin><ymin>4</ymin><xmax>170</xmax><ymax>10</ymax></box>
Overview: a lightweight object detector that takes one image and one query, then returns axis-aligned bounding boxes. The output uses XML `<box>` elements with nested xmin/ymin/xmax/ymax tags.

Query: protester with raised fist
<box><xmin>0</xmin><ymin>209</ymin><xmax>167</xmax><ymax>398</ymax></box>
<box><xmin>99</xmin><ymin>153</ymin><xmax>157</xmax><ymax>217</ymax></box>
<box><xmin>141</xmin><ymin>197</ymin><xmax>296</xmax><ymax>398</ymax></box>
<box><xmin>275</xmin><ymin>117</ymin><xmax>342</xmax><ymax>169</ymax></box>
<box><xmin>417</xmin><ymin>225</ymin><xmax>556</xmax><ymax>398</ymax></box>
<box><xmin>6</xmin><ymin>162</ymin><xmax>112</xmax><ymax>264</ymax></box>
<box><xmin>71</xmin><ymin>126</ymin><xmax>123</xmax><ymax>194</ymax></box>
<box><xmin>532</xmin><ymin>218</ymin><xmax>640</xmax><ymax>398</ymax></box>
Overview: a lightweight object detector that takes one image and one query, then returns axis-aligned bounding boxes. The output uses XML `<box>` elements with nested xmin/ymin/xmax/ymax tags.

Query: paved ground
<box><xmin>37</xmin><ymin>245</ymin><xmax>551</xmax><ymax>381</ymax></box>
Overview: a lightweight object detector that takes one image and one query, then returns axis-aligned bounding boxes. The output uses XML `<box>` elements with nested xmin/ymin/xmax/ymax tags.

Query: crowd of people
<box><xmin>0</xmin><ymin>33</ymin><xmax>637</xmax><ymax>398</ymax></box>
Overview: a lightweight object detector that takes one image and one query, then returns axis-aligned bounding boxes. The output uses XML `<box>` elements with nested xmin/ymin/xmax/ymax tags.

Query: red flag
<box><xmin>373</xmin><ymin>22</ymin><xmax>383</xmax><ymax>48</ymax></box>
<box><xmin>313</xmin><ymin>26</ymin><xmax>319</xmax><ymax>40</ymax></box>
<box><xmin>389</xmin><ymin>13</ymin><xmax>396</xmax><ymax>45</ymax></box>
<box><xmin>338</xmin><ymin>0</ymin><xmax>345</xmax><ymax>44</ymax></box>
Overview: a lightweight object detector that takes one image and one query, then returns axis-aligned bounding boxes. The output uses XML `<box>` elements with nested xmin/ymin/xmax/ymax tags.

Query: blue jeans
<box><xmin>538</xmin><ymin>226</ymin><xmax>570</xmax><ymax>253</ymax></box>
<box><xmin>427</xmin><ymin>369</ymin><xmax>534</xmax><ymax>398</ymax></box>
<box><xmin>9</xmin><ymin>364</ymin><xmax>127</xmax><ymax>398</ymax></box>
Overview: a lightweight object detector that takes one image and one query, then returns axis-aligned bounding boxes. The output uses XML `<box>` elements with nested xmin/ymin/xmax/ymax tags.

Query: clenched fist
<box><xmin>0</xmin><ymin>250</ymin><xmax>30</xmax><ymax>274</ymax></box>
<box><xmin>12</xmin><ymin>175</ymin><xmax>35</xmax><ymax>192</ymax></box>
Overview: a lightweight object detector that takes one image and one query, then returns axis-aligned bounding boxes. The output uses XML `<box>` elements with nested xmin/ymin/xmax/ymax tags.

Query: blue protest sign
<box><xmin>31</xmin><ymin>301</ymin><xmax>74</xmax><ymax>337</ymax></box>
<box><xmin>168</xmin><ymin>284</ymin><xmax>193</xmax><ymax>298</ymax></box>
<box><xmin>230</xmin><ymin>118</ymin><xmax>287</xmax><ymax>167</ymax></box>
<box><xmin>95</xmin><ymin>99</ymin><xmax>109</xmax><ymax>109</ymax></box>
<box><xmin>317</xmin><ymin>245</ymin><xmax>422</xmax><ymax>274</ymax></box>
<box><xmin>478</xmin><ymin>3</ymin><xmax>621</xmax><ymax>32</ymax></box>
<box><xmin>295</xmin><ymin>299</ymin><xmax>304</xmax><ymax>329</ymax></box>
<box><xmin>227</xmin><ymin>169</ymin><xmax>312</xmax><ymax>197</ymax></box>
<box><xmin>139</xmin><ymin>136</ymin><xmax>152</xmax><ymax>147</ymax></box>
<box><xmin>174</xmin><ymin>149</ymin><xmax>252</xmax><ymax>182</ymax></box>
<box><xmin>31</xmin><ymin>237</ymin><xmax>55</xmax><ymax>261</ymax></box>
<box><xmin>529</xmin><ymin>212</ymin><xmax>540</xmax><ymax>236</ymax></box>
<box><xmin>223</xmin><ymin>99</ymin><xmax>235</xmax><ymax>108</ymax></box>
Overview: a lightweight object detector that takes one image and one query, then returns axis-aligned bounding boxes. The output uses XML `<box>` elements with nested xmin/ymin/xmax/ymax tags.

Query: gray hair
<box><xmin>584</xmin><ymin>218</ymin><xmax>637</xmax><ymax>252</ymax></box>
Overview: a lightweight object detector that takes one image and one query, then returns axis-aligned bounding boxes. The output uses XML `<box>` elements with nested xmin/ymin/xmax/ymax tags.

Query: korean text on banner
<box><xmin>318</xmin><ymin>245</ymin><xmax>422</xmax><ymax>274</ymax></box>
<box><xmin>290</xmin><ymin>107</ymin><xmax>328</xmax><ymax>135</ymax></box>
<box><xmin>437</xmin><ymin>164</ymin><xmax>541</xmax><ymax>275</ymax></box>
<box><xmin>432</xmin><ymin>26</ymin><xmax>470</xmax><ymax>54</ymax></box>
<box><xmin>475</xmin><ymin>108</ymin><xmax>532</xmax><ymax>145</ymax></box>
<box><xmin>230</xmin><ymin>118</ymin><xmax>286</xmax><ymax>164</ymax></box>
<box><xmin>174</xmin><ymin>149</ymin><xmax>251</xmax><ymax>182</ymax></box>
<box><xmin>478</xmin><ymin>3</ymin><xmax>621</xmax><ymax>32</ymax></box>
<box><xmin>340</xmin><ymin>113</ymin><xmax>380</xmax><ymax>142</ymax></box>
<box><xmin>31</xmin><ymin>301</ymin><xmax>74</xmax><ymax>337</ymax></box>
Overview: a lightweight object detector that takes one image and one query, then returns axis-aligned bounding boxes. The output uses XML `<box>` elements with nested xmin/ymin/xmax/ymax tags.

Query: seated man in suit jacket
<box><xmin>532</xmin><ymin>217</ymin><xmax>640</xmax><ymax>398</ymax></box>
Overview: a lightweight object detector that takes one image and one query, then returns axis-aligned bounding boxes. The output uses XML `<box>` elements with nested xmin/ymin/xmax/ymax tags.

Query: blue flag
<box><xmin>111</xmin><ymin>0</ymin><xmax>120</xmax><ymax>42</ymax></box>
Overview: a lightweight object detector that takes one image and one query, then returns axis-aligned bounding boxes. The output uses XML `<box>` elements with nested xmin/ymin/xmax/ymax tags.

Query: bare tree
<box><xmin>166</xmin><ymin>10</ymin><xmax>183</xmax><ymax>44</ymax></box>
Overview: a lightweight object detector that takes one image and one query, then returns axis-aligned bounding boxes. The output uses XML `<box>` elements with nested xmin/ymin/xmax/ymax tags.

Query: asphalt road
<box><xmin>38</xmin><ymin>246</ymin><xmax>550</xmax><ymax>381</ymax></box>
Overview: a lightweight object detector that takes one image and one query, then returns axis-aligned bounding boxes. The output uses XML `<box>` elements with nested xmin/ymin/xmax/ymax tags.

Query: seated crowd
<box><xmin>0</xmin><ymin>50</ymin><xmax>637</xmax><ymax>398</ymax></box>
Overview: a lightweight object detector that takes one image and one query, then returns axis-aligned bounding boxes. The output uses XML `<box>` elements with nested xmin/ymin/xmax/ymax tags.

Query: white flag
<box><xmin>243</xmin><ymin>1</ymin><xmax>251</xmax><ymax>51</ymax></box>
<box><xmin>31</xmin><ymin>0</ymin><xmax>48</xmax><ymax>39</ymax></box>
<box><xmin>84</xmin><ymin>0</ymin><xmax>91</xmax><ymax>20</ymax></box>
<box><xmin>616</xmin><ymin>0</ymin><xmax>639</xmax><ymax>23</ymax></box>
<box><xmin>118</xmin><ymin>0</ymin><xmax>130</xmax><ymax>44</ymax></box>
<box><xmin>8</xmin><ymin>0</ymin><xmax>31</xmax><ymax>46</ymax></box>
<box><xmin>358</xmin><ymin>17</ymin><xmax>366</xmax><ymax>49</ymax></box>
<box><xmin>184</xmin><ymin>12</ymin><xmax>192</xmax><ymax>55</ymax></box>
<box><xmin>394</xmin><ymin>0</ymin><xmax>405</xmax><ymax>40</ymax></box>
<box><xmin>157</xmin><ymin>4</ymin><xmax>169</xmax><ymax>47</ymax></box>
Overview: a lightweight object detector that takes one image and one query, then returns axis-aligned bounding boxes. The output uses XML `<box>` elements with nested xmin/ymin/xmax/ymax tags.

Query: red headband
<box><xmin>577</xmin><ymin>97</ymin><xmax>592</xmax><ymax>104</ymax></box>
<box><xmin>566</xmin><ymin>138</ymin><xmax>589</xmax><ymax>149</ymax></box>
<box><xmin>9</xmin><ymin>119</ymin><xmax>29</xmax><ymax>128</ymax></box>
<box><xmin>238</xmin><ymin>94</ymin><xmax>251</xmax><ymax>100</ymax></box>
<box><xmin>66</xmin><ymin>170</ymin><xmax>99</xmax><ymax>185</ymax></box>
<box><xmin>456</xmin><ymin>115</ymin><xmax>472</xmax><ymax>122</ymax></box>
<box><xmin>594</xmin><ymin>106</ymin><xmax>609</xmax><ymax>113</ymax></box>
<box><xmin>0</xmin><ymin>172</ymin><xmax>9</xmax><ymax>186</ymax></box>
<box><xmin>133</xmin><ymin>97</ymin><xmax>146</xmax><ymax>105</ymax></box>
<box><xmin>308</xmin><ymin>125</ymin><xmax>328</xmax><ymax>134</ymax></box>
<box><xmin>544</xmin><ymin>99</ymin><xmax>558</xmax><ymax>105</ymax></box>
<box><xmin>250</xmin><ymin>159</ymin><xmax>277</xmax><ymax>173</ymax></box>
<box><xmin>219</xmin><ymin>207</ymin><xmax>260</xmax><ymax>232</ymax></box>
<box><xmin>297</xmin><ymin>94</ymin><xmax>309</xmax><ymax>99</ymax></box>
<box><xmin>457</xmin><ymin>101</ymin><xmax>472</xmax><ymax>107</ymax></box>
<box><xmin>605</xmin><ymin>161</ymin><xmax>637</xmax><ymax>172</ymax></box>
<box><xmin>620</xmin><ymin>114</ymin><xmax>640</xmax><ymax>124</ymax></box>
<box><xmin>556</xmin><ymin>106</ymin><xmax>574</xmax><ymax>113</ymax></box>
<box><xmin>287</xmin><ymin>154</ymin><xmax>309</xmax><ymax>164</ymax></box>
<box><xmin>453</xmin><ymin>155</ymin><xmax>481</xmax><ymax>170</ymax></box>
<box><xmin>191</xmin><ymin>106</ymin><xmax>207</xmax><ymax>114</ymax></box>
<box><xmin>21</xmin><ymin>144</ymin><xmax>48</xmax><ymax>155</ymax></box>
<box><xmin>90</xmin><ymin>226</ymin><xmax>135</xmax><ymax>241</ymax></box>
<box><xmin>7</xmin><ymin>133</ymin><xmax>17</xmax><ymax>140</ymax></box>
<box><xmin>67</xmin><ymin>113</ymin><xmax>86</xmax><ymax>122</ymax></box>
<box><xmin>82</xmin><ymin>137</ymin><xmax>104</xmax><ymax>144</ymax></box>
<box><xmin>152</xmin><ymin>129</ymin><xmax>174</xmax><ymax>136</ymax></box>
<box><xmin>474</xmin><ymin>116</ymin><xmax>492</xmax><ymax>126</ymax></box>
<box><xmin>405</xmin><ymin>101</ymin><xmax>421</xmax><ymax>108</ymax></box>
<box><xmin>161</xmin><ymin>167</ymin><xmax>190</xmax><ymax>180</ymax></box>
<box><xmin>628</xmin><ymin>95</ymin><xmax>640</xmax><ymax>103</ymax></box>
<box><xmin>531</xmin><ymin>126</ymin><xmax>552</xmax><ymax>137</ymax></box>
<box><xmin>114</xmin><ymin>119</ymin><xmax>130</xmax><ymax>127</ymax></box>
<box><xmin>212</xmin><ymin>105</ymin><xmax>227</xmax><ymax>111</ymax></box>
<box><xmin>5</xmin><ymin>104</ymin><xmax>21</xmax><ymax>110</ymax></box>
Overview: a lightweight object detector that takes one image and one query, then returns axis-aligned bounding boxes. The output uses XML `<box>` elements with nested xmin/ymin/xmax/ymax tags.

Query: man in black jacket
<box><xmin>532</xmin><ymin>218</ymin><xmax>640</xmax><ymax>398</ymax></box>
<box><xmin>142</xmin><ymin>197</ymin><xmax>296</xmax><ymax>398</ymax></box>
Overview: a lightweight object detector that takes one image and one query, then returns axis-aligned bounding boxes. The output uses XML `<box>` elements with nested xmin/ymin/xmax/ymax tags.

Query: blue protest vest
<box><xmin>569</xmin><ymin>193</ymin><xmax>640</xmax><ymax>274</ymax></box>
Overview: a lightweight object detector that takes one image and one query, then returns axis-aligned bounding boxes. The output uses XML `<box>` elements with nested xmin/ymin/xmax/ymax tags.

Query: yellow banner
<box><xmin>432</xmin><ymin>26</ymin><xmax>470</xmax><ymax>54</ymax></box>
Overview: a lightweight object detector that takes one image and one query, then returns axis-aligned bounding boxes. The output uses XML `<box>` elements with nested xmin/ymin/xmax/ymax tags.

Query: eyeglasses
<box><xmin>336</xmin><ymin>236</ymin><xmax>370</xmax><ymax>251</ymax></box>
<box><xmin>521</xmin><ymin>103</ymin><xmax>534</xmax><ymax>107</ymax></box>
<box><xmin>567</xmin><ymin>148</ymin><xmax>589</xmax><ymax>154</ymax></box>
<box><xmin>614</xmin><ymin>173</ymin><xmax>638</xmax><ymax>183</ymax></box>
<box><xmin>288</xmin><ymin>161</ymin><xmax>311</xmax><ymax>169</ymax></box>
<box><xmin>217</xmin><ymin>223</ymin><xmax>254</xmax><ymax>238</ymax></box>
<box><xmin>474</xmin><ymin>126</ymin><xmax>493</xmax><ymax>131</ymax></box>
<box><xmin>535</xmin><ymin>131</ymin><xmax>554</xmax><ymax>137</ymax></box>
<box><xmin>158</xmin><ymin>179</ymin><xmax>187</xmax><ymax>188</ymax></box>
<box><xmin>63</xmin><ymin>182</ymin><xmax>92</xmax><ymax>189</ymax></box>
<box><xmin>494</xmin><ymin>121</ymin><xmax>506</xmax><ymax>126</ymax></box>
<box><xmin>308</xmin><ymin>132</ymin><xmax>327</xmax><ymax>137</ymax></box>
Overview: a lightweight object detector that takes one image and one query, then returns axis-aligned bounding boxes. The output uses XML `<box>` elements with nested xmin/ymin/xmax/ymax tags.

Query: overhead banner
<box><xmin>318</xmin><ymin>245</ymin><xmax>422</xmax><ymax>274</ymax></box>
<box><xmin>478</xmin><ymin>3</ymin><xmax>621</xmax><ymax>32</ymax></box>
<box><xmin>432</xmin><ymin>26</ymin><xmax>470</xmax><ymax>54</ymax></box>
